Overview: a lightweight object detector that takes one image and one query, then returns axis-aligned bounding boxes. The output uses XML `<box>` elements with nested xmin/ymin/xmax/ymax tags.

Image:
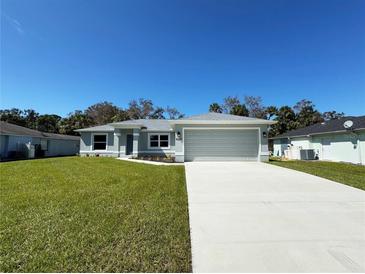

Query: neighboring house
<box><xmin>0</xmin><ymin>121</ymin><xmax>80</xmax><ymax>161</ymax></box>
<box><xmin>271</xmin><ymin>116</ymin><xmax>365</xmax><ymax>165</ymax></box>
<box><xmin>75</xmin><ymin>112</ymin><xmax>275</xmax><ymax>162</ymax></box>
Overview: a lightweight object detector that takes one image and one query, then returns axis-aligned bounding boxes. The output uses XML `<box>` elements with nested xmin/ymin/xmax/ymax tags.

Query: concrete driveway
<box><xmin>184</xmin><ymin>162</ymin><xmax>365</xmax><ymax>272</ymax></box>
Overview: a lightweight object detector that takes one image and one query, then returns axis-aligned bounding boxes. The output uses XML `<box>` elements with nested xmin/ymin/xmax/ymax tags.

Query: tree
<box><xmin>111</xmin><ymin>109</ymin><xmax>130</xmax><ymax>122</ymax></box>
<box><xmin>165</xmin><ymin>106</ymin><xmax>184</xmax><ymax>119</ymax></box>
<box><xmin>127</xmin><ymin>98</ymin><xmax>154</xmax><ymax>119</ymax></box>
<box><xmin>230</xmin><ymin>104</ymin><xmax>249</xmax><ymax>116</ymax></box>
<box><xmin>150</xmin><ymin>107</ymin><xmax>166</xmax><ymax>119</ymax></box>
<box><xmin>209</xmin><ymin>103</ymin><xmax>223</xmax><ymax>113</ymax></box>
<box><xmin>222</xmin><ymin>96</ymin><xmax>241</xmax><ymax>114</ymax></box>
<box><xmin>209</xmin><ymin>97</ymin><xmax>249</xmax><ymax>117</ymax></box>
<box><xmin>0</xmin><ymin>108</ymin><xmax>26</xmax><ymax>127</ymax></box>
<box><xmin>265</xmin><ymin>106</ymin><xmax>278</xmax><ymax>120</ymax></box>
<box><xmin>23</xmin><ymin>109</ymin><xmax>39</xmax><ymax>129</ymax></box>
<box><xmin>322</xmin><ymin>111</ymin><xmax>345</xmax><ymax>121</ymax></box>
<box><xmin>269</xmin><ymin>106</ymin><xmax>297</xmax><ymax>137</ymax></box>
<box><xmin>85</xmin><ymin>101</ymin><xmax>121</xmax><ymax>125</ymax></box>
<box><xmin>59</xmin><ymin>111</ymin><xmax>94</xmax><ymax>135</ymax></box>
<box><xmin>294</xmin><ymin>99</ymin><xmax>323</xmax><ymax>128</ymax></box>
<box><xmin>244</xmin><ymin>96</ymin><xmax>266</xmax><ymax>118</ymax></box>
<box><xmin>37</xmin><ymin>114</ymin><xmax>62</xmax><ymax>133</ymax></box>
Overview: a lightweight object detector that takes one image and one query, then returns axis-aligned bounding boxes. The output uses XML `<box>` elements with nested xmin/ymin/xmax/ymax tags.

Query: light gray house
<box><xmin>75</xmin><ymin>113</ymin><xmax>275</xmax><ymax>162</ymax></box>
<box><xmin>0</xmin><ymin>121</ymin><xmax>80</xmax><ymax>161</ymax></box>
<box><xmin>271</xmin><ymin>116</ymin><xmax>365</xmax><ymax>165</ymax></box>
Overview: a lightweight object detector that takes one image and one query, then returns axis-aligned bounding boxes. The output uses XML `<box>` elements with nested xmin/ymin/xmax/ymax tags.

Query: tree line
<box><xmin>0</xmin><ymin>99</ymin><xmax>184</xmax><ymax>135</ymax></box>
<box><xmin>0</xmin><ymin>96</ymin><xmax>344</xmax><ymax>137</ymax></box>
<box><xmin>209</xmin><ymin>96</ymin><xmax>344</xmax><ymax>137</ymax></box>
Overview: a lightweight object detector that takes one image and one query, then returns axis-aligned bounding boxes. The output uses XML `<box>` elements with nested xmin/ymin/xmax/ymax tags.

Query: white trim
<box><xmin>139</xmin><ymin>150</ymin><xmax>175</xmax><ymax>154</ymax></box>
<box><xmin>147</xmin><ymin>133</ymin><xmax>170</xmax><ymax>150</ymax></box>
<box><xmin>271</xmin><ymin>128</ymin><xmax>365</xmax><ymax>140</ymax></box>
<box><xmin>91</xmin><ymin>133</ymin><xmax>108</xmax><ymax>151</ymax></box>
<box><xmin>140</xmin><ymin>129</ymin><xmax>174</xmax><ymax>132</ymax></box>
<box><xmin>182</xmin><ymin>127</ymin><xmax>261</xmax><ymax>162</ymax></box>
<box><xmin>80</xmin><ymin>150</ymin><xmax>119</xmax><ymax>154</ymax></box>
<box><xmin>108</xmin><ymin>123</ymin><xmax>143</xmax><ymax>129</ymax></box>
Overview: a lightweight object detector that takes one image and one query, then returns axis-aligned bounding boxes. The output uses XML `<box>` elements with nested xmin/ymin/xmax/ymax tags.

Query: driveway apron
<box><xmin>184</xmin><ymin>162</ymin><xmax>365</xmax><ymax>272</ymax></box>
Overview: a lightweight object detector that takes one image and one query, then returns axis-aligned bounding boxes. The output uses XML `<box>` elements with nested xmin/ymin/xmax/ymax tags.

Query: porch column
<box><xmin>174</xmin><ymin>125</ymin><xmax>184</xmax><ymax>162</ymax></box>
<box><xmin>114</xmin><ymin>130</ymin><xmax>121</xmax><ymax>157</ymax></box>
<box><xmin>132</xmin><ymin>128</ymin><xmax>140</xmax><ymax>158</ymax></box>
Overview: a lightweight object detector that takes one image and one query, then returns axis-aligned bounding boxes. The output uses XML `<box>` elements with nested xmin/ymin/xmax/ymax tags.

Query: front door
<box><xmin>126</xmin><ymin>134</ymin><xmax>133</xmax><ymax>155</ymax></box>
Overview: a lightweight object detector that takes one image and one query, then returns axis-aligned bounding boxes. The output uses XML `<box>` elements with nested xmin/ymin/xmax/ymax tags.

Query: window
<box><xmin>93</xmin><ymin>134</ymin><xmax>107</xmax><ymax>150</ymax></box>
<box><xmin>148</xmin><ymin>133</ymin><xmax>169</xmax><ymax>149</ymax></box>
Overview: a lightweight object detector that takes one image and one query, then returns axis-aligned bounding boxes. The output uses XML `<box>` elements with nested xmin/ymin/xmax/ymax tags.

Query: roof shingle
<box><xmin>0</xmin><ymin>121</ymin><xmax>80</xmax><ymax>140</ymax></box>
<box><xmin>182</xmin><ymin>112</ymin><xmax>267</xmax><ymax>121</ymax></box>
<box><xmin>272</xmin><ymin>116</ymin><xmax>365</xmax><ymax>139</ymax></box>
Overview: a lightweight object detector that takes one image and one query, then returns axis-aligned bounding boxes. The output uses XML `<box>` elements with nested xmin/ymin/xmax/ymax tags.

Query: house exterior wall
<box><xmin>7</xmin><ymin>135</ymin><xmax>32</xmax><ymax>152</ymax></box>
<box><xmin>79</xmin><ymin>130</ymin><xmax>175</xmax><ymax>157</ymax></box>
<box><xmin>0</xmin><ymin>135</ymin><xmax>9</xmax><ymax>159</ymax></box>
<box><xmin>360</xmin><ymin>131</ymin><xmax>365</xmax><ymax>165</ymax></box>
<box><xmin>311</xmin><ymin>132</ymin><xmax>363</xmax><ymax>164</ymax></box>
<box><xmin>80</xmin><ymin>131</ymin><xmax>118</xmax><ymax>157</ymax></box>
<box><xmin>290</xmin><ymin>137</ymin><xmax>311</xmax><ymax>149</ymax></box>
<box><xmin>79</xmin><ymin>123</ymin><xmax>270</xmax><ymax>162</ymax></box>
<box><xmin>273</xmin><ymin>130</ymin><xmax>365</xmax><ymax>165</ymax></box>
<box><xmin>45</xmin><ymin>139</ymin><xmax>79</xmax><ymax>157</ymax></box>
<box><xmin>273</xmin><ymin>138</ymin><xmax>289</xmax><ymax>157</ymax></box>
<box><xmin>1</xmin><ymin>134</ymin><xmax>79</xmax><ymax>160</ymax></box>
<box><xmin>118</xmin><ymin>129</ymin><xmax>132</xmax><ymax>157</ymax></box>
<box><xmin>138</xmin><ymin>131</ymin><xmax>175</xmax><ymax>156</ymax></box>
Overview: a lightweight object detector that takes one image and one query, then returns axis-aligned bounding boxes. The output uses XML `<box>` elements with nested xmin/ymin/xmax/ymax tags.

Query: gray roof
<box><xmin>0</xmin><ymin>121</ymin><xmax>80</xmax><ymax>141</ymax></box>
<box><xmin>183</xmin><ymin>112</ymin><xmax>267</xmax><ymax>121</ymax></box>
<box><xmin>74</xmin><ymin>124</ymin><xmax>115</xmax><ymax>132</ymax></box>
<box><xmin>272</xmin><ymin>116</ymin><xmax>365</xmax><ymax>139</ymax></box>
<box><xmin>76</xmin><ymin>112</ymin><xmax>275</xmax><ymax>132</ymax></box>
<box><xmin>111</xmin><ymin>119</ymin><xmax>172</xmax><ymax>131</ymax></box>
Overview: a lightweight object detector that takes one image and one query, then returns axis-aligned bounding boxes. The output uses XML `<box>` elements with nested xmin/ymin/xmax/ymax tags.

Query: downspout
<box><xmin>355</xmin><ymin>132</ymin><xmax>362</xmax><ymax>165</ymax></box>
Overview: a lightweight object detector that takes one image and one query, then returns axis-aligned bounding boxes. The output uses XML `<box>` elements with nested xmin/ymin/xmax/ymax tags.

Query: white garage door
<box><xmin>184</xmin><ymin>129</ymin><xmax>259</xmax><ymax>161</ymax></box>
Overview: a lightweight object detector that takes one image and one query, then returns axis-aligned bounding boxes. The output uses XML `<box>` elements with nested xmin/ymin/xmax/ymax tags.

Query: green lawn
<box><xmin>269</xmin><ymin>159</ymin><xmax>365</xmax><ymax>190</ymax></box>
<box><xmin>0</xmin><ymin>157</ymin><xmax>191</xmax><ymax>272</ymax></box>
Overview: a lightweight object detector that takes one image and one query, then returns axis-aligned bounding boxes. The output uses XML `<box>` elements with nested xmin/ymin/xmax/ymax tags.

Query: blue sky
<box><xmin>1</xmin><ymin>0</ymin><xmax>364</xmax><ymax>117</ymax></box>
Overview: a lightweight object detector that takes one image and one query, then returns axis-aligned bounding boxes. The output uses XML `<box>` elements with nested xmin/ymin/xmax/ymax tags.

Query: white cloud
<box><xmin>2</xmin><ymin>13</ymin><xmax>25</xmax><ymax>35</ymax></box>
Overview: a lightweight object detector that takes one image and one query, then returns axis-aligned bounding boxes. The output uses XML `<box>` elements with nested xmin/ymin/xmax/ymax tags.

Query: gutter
<box><xmin>107</xmin><ymin>124</ymin><xmax>143</xmax><ymax>129</ymax></box>
<box><xmin>168</xmin><ymin>120</ymin><xmax>277</xmax><ymax>125</ymax></box>
<box><xmin>270</xmin><ymin>127</ymin><xmax>365</xmax><ymax>140</ymax></box>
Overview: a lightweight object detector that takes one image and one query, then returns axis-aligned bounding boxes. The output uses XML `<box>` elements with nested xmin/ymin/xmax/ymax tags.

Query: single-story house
<box><xmin>75</xmin><ymin>112</ymin><xmax>275</xmax><ymax>162</ymax></box>
<box><xmin>271</xmin><ymin>116</ymin><xmax>365</xmax><ymax>165</ymax></box>
<box><xmin>0</xmin><ymin>121</ymin><xmax>80</xmax><ymax>161</ymax></box>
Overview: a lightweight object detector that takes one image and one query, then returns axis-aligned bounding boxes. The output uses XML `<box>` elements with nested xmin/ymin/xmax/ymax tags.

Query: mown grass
<box><xmin>269</xmin><ymin>159</ymin><xmax>365</xmax><ymax>191</ymax></box>
<box><xmin>0</xmin><ymin>157</ymin><xmax>191</xmax><ymax>272</ymax></box>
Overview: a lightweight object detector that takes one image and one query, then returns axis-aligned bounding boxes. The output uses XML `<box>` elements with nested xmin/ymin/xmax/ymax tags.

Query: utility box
<box><xmin>300</xmin><ymin>149</ymin><xmax>315</xmax><ymax>160</ymax></box>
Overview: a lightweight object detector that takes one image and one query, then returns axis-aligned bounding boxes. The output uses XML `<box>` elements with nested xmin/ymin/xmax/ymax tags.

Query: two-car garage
<box><xmin>184</xmin><ymin>128</ymin><xmax>260</xmax><ymax>161</ymax></box>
